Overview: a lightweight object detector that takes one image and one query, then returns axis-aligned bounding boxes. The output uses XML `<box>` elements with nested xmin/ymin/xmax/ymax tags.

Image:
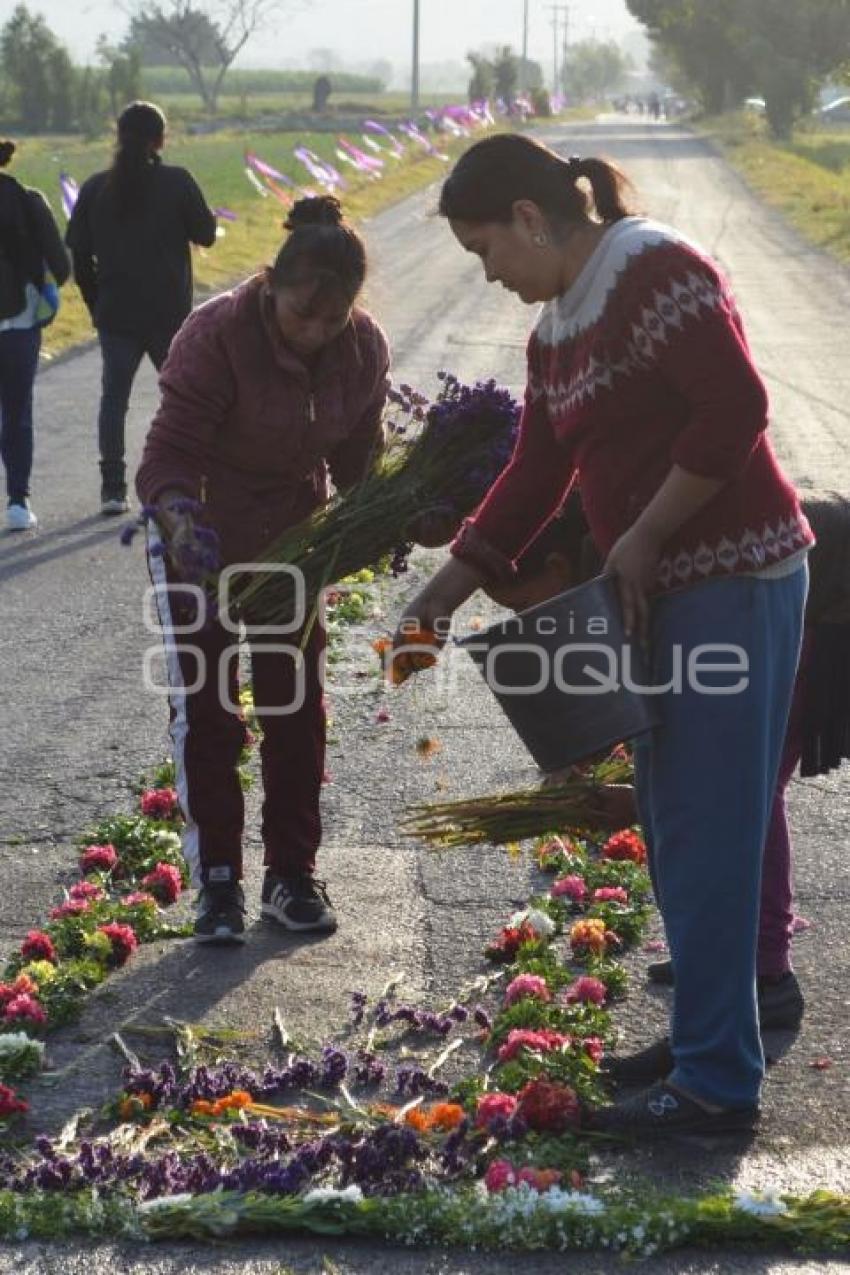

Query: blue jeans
<box><xmin>633</xmin><ymin>565</ymin><xmax>807</xmax><ymax>1108</ymax></box>
<box><xmin>98</xmin><ymin>330</ymin><xmax>173</xmax><ymax>494</ymax></box>
<box><xmin>0</xmin><ymin>327</ymin><xmax>41</xmax><ymax>504</ymax></box>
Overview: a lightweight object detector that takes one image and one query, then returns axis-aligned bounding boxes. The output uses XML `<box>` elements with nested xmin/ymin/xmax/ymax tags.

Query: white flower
<box><xmin>732</xmin><ymin>1188</ymin><xmax>788</xmax><ymax>1218</ymax></box>
<box><xmin>153</xmin><ymin>830</ymin><xmax>181</xmax><ymax>851</ymax></box>
<box><xmin>303</xmin><ymin>1185</ymin><xmax>363</xmax><ymax>1205</ymax></box>
<box><xmin>136</xmin><ymin>1194</ymin><xmax>194</xmax><ymax>1213</ymax></box>
<box><xmin>509</xmin><ymin>908</ymin><xmax>555</xmax><ymax>938</ymax></box>
<box><xmin>540</xmin><ymin>1188</ymin><xmax>606</xmax><ymax>1216</ymax></box>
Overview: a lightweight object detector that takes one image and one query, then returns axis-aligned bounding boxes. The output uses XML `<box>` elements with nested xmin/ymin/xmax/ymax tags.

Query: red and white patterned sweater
<box><xmin>453</xmin><ymin>216</ymin><xmax>813</xmax><ymax>591</ymax></box>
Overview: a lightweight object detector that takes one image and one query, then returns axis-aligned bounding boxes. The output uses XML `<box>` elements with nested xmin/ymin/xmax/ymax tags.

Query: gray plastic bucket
<box><xmin>457</xmin><ymin>574</ymin><xmax>660</xmax><ymax>772</ymax></box>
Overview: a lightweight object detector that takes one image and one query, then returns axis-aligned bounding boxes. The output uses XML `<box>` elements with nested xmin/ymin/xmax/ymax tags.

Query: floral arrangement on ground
<box><xmin>0</xmin><ymin>817</ymin><xmax>846</xmax><ymax>1255</ymax></box>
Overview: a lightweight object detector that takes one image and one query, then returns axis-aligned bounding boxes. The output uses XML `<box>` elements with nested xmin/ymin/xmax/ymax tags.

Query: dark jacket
<box><xmin>65</xmin><ymin>160</ymin><xmax>216</xmax><ymax>339</ymax></box>
<box><xmin>136</xmin><ymin>274</ymin><xmax>391</xmax><ymax>566</ymax></box>
<box><xmin>0</xmin><ymin>174</ymin><xmax>70</xmax><ymax>321</ymax></box>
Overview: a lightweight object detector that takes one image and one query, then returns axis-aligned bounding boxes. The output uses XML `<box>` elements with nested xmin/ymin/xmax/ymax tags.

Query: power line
<box><xmin>547</xmin><ymin>4</ymin><xmax>569</xmax><ymax>92</ymax></box>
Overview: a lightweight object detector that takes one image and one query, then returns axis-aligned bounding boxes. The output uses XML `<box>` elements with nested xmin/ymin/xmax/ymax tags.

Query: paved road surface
<box><xmin>1</xmin><ymin>117</ymin><xmax>848</xmax><ymax>1272</ymax></box>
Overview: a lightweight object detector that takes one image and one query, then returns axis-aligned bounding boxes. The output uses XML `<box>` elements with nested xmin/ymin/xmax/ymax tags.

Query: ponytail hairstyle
<box><xmin>439</xmin><ymin>132</ymin><xmax>633</xmax><ymax>232</ymax></box>
<box><xmin>107</xmin><ymin>101</ymin><xmax>166</xmax><ymax>217</ymax></box>
<box><xmin>0</xmin><ymin>140</ymin><xmax>16</xmax><ymax>169</ymax></box>
<box><xmin>270</xmin><ymin>195</ymin><xmax>367</xmax><ymax>306</ymax></box>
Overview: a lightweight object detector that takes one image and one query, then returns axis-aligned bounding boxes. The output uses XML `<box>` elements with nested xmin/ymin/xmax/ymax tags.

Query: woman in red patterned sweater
<box><xmin>396</xmin><ymin>134</ymin><xmax>812</xmax><ymax>1138</ymax></box>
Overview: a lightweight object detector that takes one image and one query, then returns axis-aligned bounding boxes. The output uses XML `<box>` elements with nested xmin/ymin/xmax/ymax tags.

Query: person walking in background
<box><xmin>66</xmin><ymin>101</ymin><xmax>216</xmax><ymax>516</ymax></box>
<box><xmin>137</xmin><ymin>196</ymin><xmax>390</xmax><ymax>946</ymax></box>
<box><xmin>0</xmin><ymin>138</ymin><xmax>70</xmax><ymax>532</ymax></box>
<box><xmin>395</xmin><ymin>133</ymin><xmax>812</xmax><ymax>1138</ymax></box>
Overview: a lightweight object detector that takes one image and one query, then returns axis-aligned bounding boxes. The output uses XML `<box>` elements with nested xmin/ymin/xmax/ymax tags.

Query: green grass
<box><xmin>700</xmin><ymin>111</ymin><xmax>850</xmax><ymax>263</ymax></box>
<box><xmin>11</xmin><ymin>126</ymin><xmax>476</xmax><ymax>358</ymax></box>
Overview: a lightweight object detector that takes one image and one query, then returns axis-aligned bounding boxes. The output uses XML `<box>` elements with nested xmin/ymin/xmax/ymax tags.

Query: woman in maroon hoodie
<box><xmin>136</xmin><ymin>196</ymin><xmax>390</xmax><ymax>945</ymax></box>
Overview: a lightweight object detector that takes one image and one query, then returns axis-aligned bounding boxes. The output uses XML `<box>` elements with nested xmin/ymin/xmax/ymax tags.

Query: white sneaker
<box><xmin>101</xmin><ymin>495</ymin><xmax>130</xmax><ymax>516</ymax></box>
<box><xmin>6</xmin><ymin>502</ymin><xmax>38</xmax><ymax>532</ymax></box>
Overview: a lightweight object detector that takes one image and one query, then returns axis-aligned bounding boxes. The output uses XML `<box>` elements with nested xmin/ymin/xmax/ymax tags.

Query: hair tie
<box><xmin>566</xmin><ymin>154</ymin><xmax>583</xmax><ymax>180</ymax></box>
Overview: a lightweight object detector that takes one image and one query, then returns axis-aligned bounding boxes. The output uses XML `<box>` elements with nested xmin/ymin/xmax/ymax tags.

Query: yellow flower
<box><xmin>83</xmin><ymin>930</ymin><xmax>113</xmax><ymax>960</ymax></box>
<box><xmin>569</xmin><ymin>918</ymin><xmax>607</xmax><ymax>955</ymax></box>
<box><xmin>19</xmin><ymin>960</ymin><xmax>57</xmax><ymax>987</ymax></box>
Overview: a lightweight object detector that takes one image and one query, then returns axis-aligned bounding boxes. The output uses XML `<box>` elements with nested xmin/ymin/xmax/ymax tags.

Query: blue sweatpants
<box><xmin>633</xmin><ymin>565</ymin><xmax>807</xmax><ymax>1108</ymax></box>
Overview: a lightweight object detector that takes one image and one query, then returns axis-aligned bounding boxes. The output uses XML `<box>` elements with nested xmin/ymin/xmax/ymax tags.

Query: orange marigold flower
<box><xmin>211</xmin><ymin>1089</ymin><xmax>253</xmax><ymax>1115</ymax></box>
<box><xmin>374</xmin><ymin>628</ymin><xmax>443</xmax><ymax>687</ymax></box>
<box><xmin>191</xmin><ymin>1099</ymin><xmax>214</xmax><ymax>1116</ymax></box>
<box><xmin>118</xmin><ymin>1092</ymin><xmax>154</xmax><ymax>1120</ymax></box>
<box><xmin>403</xmin><ymin>1107</ymin><xmax>432</xmax><ymax>1131</ymax></box>
<box><xmin>415</xmin><ymin>735</ymin><xmax>442</xmax><ymax>758</ymax></box>
<box><xmin>430</xmin><ymin>1102</ymin><xmax>465</xmax><ymax>1131</ymax></box>
<box><xmin>569</xmin><ymin>917</ymin><xmax>608</xmax><ymax>955</ymax></box>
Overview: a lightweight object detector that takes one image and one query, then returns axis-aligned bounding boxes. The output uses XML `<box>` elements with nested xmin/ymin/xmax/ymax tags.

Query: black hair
<box><xmin>270</xmin><ymin>195</ymin><xmax>367</xmax><ymax>305</ymax></box>
<box><xmin>439</xmin><ymin>132</ymin><xmax>633</xmax><ymax>230</ymax></box>
<box><xmin>0</xmin><ymin>140</ymin><xmax>15</xmax><ymax>169</ymax></box>
<box><xmin>107</xmin><ymin>101</ymin><xmax>166</xmax><ymax>217</ymax></box>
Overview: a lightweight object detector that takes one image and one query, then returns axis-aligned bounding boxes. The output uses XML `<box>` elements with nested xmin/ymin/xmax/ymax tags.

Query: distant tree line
<box><xmin>627</xmin><ymin>0</ymin><xmax>850</xmax><ymax>137</ymax></box>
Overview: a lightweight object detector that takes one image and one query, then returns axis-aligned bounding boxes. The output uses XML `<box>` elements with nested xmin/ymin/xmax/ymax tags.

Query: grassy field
<box><xmin>700</xmin><ymin>112</ymin><xmax>850</xmax><ymax>264</ymax></box>
<box><xmin>10</xmin><ymin>126</ymin><xmax>478</xmax><ymax>358</ymax></box>
<box><xmin>151</xmin><ymin>90</ymin><xmax>457</xmax><ymax>123</ymax></box>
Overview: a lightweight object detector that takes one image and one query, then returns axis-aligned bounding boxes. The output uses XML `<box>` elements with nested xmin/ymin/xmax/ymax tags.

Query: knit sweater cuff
<box><xmin>450</xmin><ymin>519</ymin><xmax>517</xmax><ymax>586</ymax></box>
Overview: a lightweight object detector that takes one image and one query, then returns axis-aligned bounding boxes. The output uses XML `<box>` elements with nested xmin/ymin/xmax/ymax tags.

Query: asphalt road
<box><xmin>1</xmin><ymin>116</ymin><xmax>848</xmax><ymax>1272</ymax></box>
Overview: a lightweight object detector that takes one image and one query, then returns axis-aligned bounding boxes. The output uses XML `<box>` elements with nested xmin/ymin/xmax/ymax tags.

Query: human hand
<box><xmin>603</xmin><ymin>524</ymin><xmax>662</xmax><ymax>646</ymax></box>
<box><xmin>406</xmin><ymin>505</ymin><xmax>463</xmax><ymax>548</ymax></box>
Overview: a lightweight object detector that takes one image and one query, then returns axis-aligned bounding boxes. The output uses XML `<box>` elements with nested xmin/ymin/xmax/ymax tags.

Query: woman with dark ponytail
<box><xmin>0</xmin><ymin>138</ymin><xmax>70</xmax><ymax>531</ymax></box>
<box><xmin>136</xmin><ymin>195</ymin><xmax>390</xmax><ymax>946</ymax></box>
<box><xmin>396</xmin><ymin>132</ymin><xmax>813</xmax><ymax>1138</ymax></box>
<box><xmin>66</xmin><ymin>102</ymin><xmax>216</xmax><ymax>514</ymax></box>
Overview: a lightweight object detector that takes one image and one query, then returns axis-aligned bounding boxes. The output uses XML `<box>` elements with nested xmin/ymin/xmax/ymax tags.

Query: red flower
<box><xmin>141</xmin><ymin>862</ymin><xmax>183</xmax><ymax>905</ymax></box>
<box><xmin>4</xmin><ymin>993</ymin><xmax>47</xmax><ymax>1026</ymax></box>
<box><xmin>0</xmin><ymin>1084</ymin><xmax>28</xmax><ymax>1119</ymax></box>
<box><xmin>515</xmin><ymin>1077</ymin><xmax>581</xmax><ymax>1132</ymax></box>
<box><xmin>475</xmin><ymin>1092</ymin><xmax>518</xmax><ymax>1128</ymax></box>
<box><xmin>120</xmin><ymin>892</ymin><xmax>157</xmax><ymax>909</ymax></box>
<box><xmin>601</xmin><ymin>829</ymin><xmax>646</xmax><ymax>865</ymax></box>
<box><xmin>79</xmin><ymin>843</ymin><xmax>119</xmax><ymax>874</ymax></box>
<box><xmin>140</xmin><ymin>787</ymin><xmax>179</xmax><ymax>821</ymax></box>
<box><xmin>582</xmin><ymin>1035</ymin><xmax>605</xmax><ymax>1066</ymax></box>
<box><xmin>98</xmin><ymin>922</ymin><xmax>139</xmax><ymax>966</ymax></box>
<box><xmin>484</xmin><ymin>921</ymin><xmax>538</xmax><ymax>963</ymax></box>
<box><xmin>49</xmin><ymin>899</ymin><xmax>91</xmax><ymax>920</ymax></box>
<box><xmin>0</xmin><ymin>975</ymin><xmax>38</xmax><ymax>1006</ymax></box>
<box><xmin>69</xmin><ymin>881</ymin><xmax>106</xmax><ymax>903</ymax></box>
<box><xmin>564</xmin><ymin>976</ymin><xmax>607</xmax><ymax>1006</ymax></box>
<box><xmin>20</xmin><ymin>930</ymin><xmax>57</xmax><ymax>964</ymax></box>
<box><xmin>593</xmin><ymin>886</ymin><xmax>628</xmax><ymax>905</ymax></box>
<box><xmin>497</xmin><ymin>1028</ymin><xmax>571</xmax><ymax>1063</ymax></box>
<box><xmin>550</xmin><ymin>875</ymin><xmax>587</xmax><ymax>903</ymax></box>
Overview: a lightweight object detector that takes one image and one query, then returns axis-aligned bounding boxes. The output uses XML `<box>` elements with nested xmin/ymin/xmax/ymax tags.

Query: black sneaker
<box><xmin>602</xmin><ymin>1037</ymin><xmax>674</xmax><ymax>1087</ymax></box>
<box><xmin>261</xmin><ymin>873</ymin><xmax>337</xmax><ymax>933</ymax></box>
<box><xmin>193</xmin><ymin>882</ymin><xmax>246</xmax><ymax>944</ymax></box>
<box><xmin>591</xmin><ymin>1080</ymin><xmax>760</xmax><ymax>1139</ymax></box>
<box><xmin>758</xmin><ymin>972</ymin><xmax>805</xmax><ymax>1031</ymax></box>
<box><xmin>647</xmin><ymin>962</ymin><xmax>804</xmax><ymax>1031</ymax></box>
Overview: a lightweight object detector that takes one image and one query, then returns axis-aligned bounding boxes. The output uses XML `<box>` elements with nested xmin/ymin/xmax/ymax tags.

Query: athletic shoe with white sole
<box><xmin>6</xmin><ymin>502</ymin><xmax>37</xmax><ymax>531</ymax></box>
<box><xmin>261</xmin><ymin>872</ymin><xmax>337</xmax><ymax>933</ymax></box>
<box><xmin>193</xmin><ymin>882</ymin><xmax>246</xmax><ymax>944</ymax></box>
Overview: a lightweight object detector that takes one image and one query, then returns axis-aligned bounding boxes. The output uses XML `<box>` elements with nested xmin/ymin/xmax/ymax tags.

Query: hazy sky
<box><xmin>31</xmin><ymin>0</ymin><xmax>643</xmax><ymax>70</ymax></box>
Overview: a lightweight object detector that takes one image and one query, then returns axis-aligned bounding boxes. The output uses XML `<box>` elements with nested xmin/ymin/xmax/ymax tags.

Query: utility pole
<box><xmin>411</xmin><ymin>0</ymin><xmax>420</xmax><ymax>113</ymax></box>
<box><xmin>519</xmin><ymin>0</ymin><xmax>530</xmax><ymax>94</ymax></box>
<box><xmin>548</xmin><ymin>4</ymin><xmax>569</xmax><ymax>94</ymax></box>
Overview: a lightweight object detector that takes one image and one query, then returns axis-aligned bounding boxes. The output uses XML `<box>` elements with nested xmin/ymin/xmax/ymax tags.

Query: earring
<box><xmin>533</xmin><ymin>232</ymin><xmax>549</xmax><ymax>247</ymax></box>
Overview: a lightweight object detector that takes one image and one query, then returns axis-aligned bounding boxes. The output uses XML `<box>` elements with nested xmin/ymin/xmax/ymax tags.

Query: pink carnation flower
<box><xmin>483</xmin><ymin>1159</ymin><xmax>516</xmax><ymax>1192</ymax></box>
<box><xmin>49</xmin><ymin>899</ymin><xmax>91</xmax><ymax>920</ymax></box>
<box><xmin>4</xmin><ymin>993</ymin><xmax>47</xmax><ymax>1026</ymax></box>
<box><xmin>593</xmin><ymin>886</ymin><xmax>629</xmax><ymax>905</ymax></box>
<box><xmin>141</xmin><ymin>862</ymin><xmax>183</xmax><ymax>905</ymax></box>
<box><xmin>550</xmin><ymin>874</ymin><xmax>587</xmax><ymax>903</ymax></box>
<box><xmin>497</xmin><ymin>1028</ymin><xmax>571</xmax><ymax>1063</ymax></box>
<box><xmin>0</xmin><ymin>975</ymin><xmax>38</xmax><ymax>1006</ymax></box>
<box><xmin>20</xmin><ymin>930</ymin><xmax>57</xmax><ymax>964</ymax></box>
<box><xmin>140</xmin><ymin>788</ymin><xmax>179</xmax><ymax>821</ymax></box>
<box><xmin>504</xmin><ymin>973</ymin><xmax>551</xmax><ymax>1007</ymax></box>
<box><xmin>97</xmin><ymin>923</ymin><xmax>139</xmax><ymax>966</ymax></box>
<box><xmin>582</xmin><ymin>1035</ymin><xmax>605</xmax><ymax>1066</ymax></box>
<box><xmin>79</xmin><ymin>844</ymin><xmax>118</xmax><ymax>874</ymax></box>
<box><xmin>120</xmin><ymin>892</ymin><xmax>157</xmax><ymax>909</ymax></box>
<box><xmin>475</xmin><ymin>1092</ymin><xmax>518</xmax><ymax>1129</ymax></box>
<box><xmin>69</xmin><ymin>881</ymin><xmax>106</xmax><ymax>903</ymax></box>
<box><xmin>564</xmin><ymin>976</ymin><xmax>607</xmax><ymax>1006</ymax></box>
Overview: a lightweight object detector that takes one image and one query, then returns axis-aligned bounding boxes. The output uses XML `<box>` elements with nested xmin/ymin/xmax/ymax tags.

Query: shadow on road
<box><xmin>0</xmin><ymin>516</ymin><xmax>129</xmax><ymax>584</ymax></box>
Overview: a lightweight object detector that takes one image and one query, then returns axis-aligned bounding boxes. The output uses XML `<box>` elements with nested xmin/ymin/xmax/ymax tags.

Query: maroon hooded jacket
<box><xmin>136</xmin><ymin>274</ymin><xmax>390</xmax><ymax>565</ymax></box>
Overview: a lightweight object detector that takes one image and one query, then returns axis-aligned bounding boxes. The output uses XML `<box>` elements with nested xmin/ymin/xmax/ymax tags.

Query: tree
<box><xmin>561</xmin><ymin>40</ymin><xmax>631</xmax><ymax>103</ymax></box>
<box><xmin>122</xmin><ymin>10</ymin><xmax>220</xmax><ymax>66</ymax></box>
<box><xmin>0</xmin><ymin>4</ymin><xmax>58</xmax><ymax>131</ymax></box>
<box><xmin>97</xmin><ymin>36</ymin><xmax>142</xmax><ymax>116</ymax></box>
<box><xmin>467</xmin><ymin>52</ymin><xmax>494</xmax><ymax>103</ymax></box>
<box><xmin>626</xmin><ymin>0</ymin><xmax>850</xmax><ymax>136</ymax></box>
<box><xmin>493</xmin><ymin>46</ymin><xmax>518</xmax><ymax>104</ymax></box>
<box><xmin>126</xmin><ymin>0</ymin><xmax>309</xmax><ymax>114</ymax></box>
<box><xmin>47</xmin><ymin>46</ymin><xmax>76</xmax><ymax>130</ymax></box>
